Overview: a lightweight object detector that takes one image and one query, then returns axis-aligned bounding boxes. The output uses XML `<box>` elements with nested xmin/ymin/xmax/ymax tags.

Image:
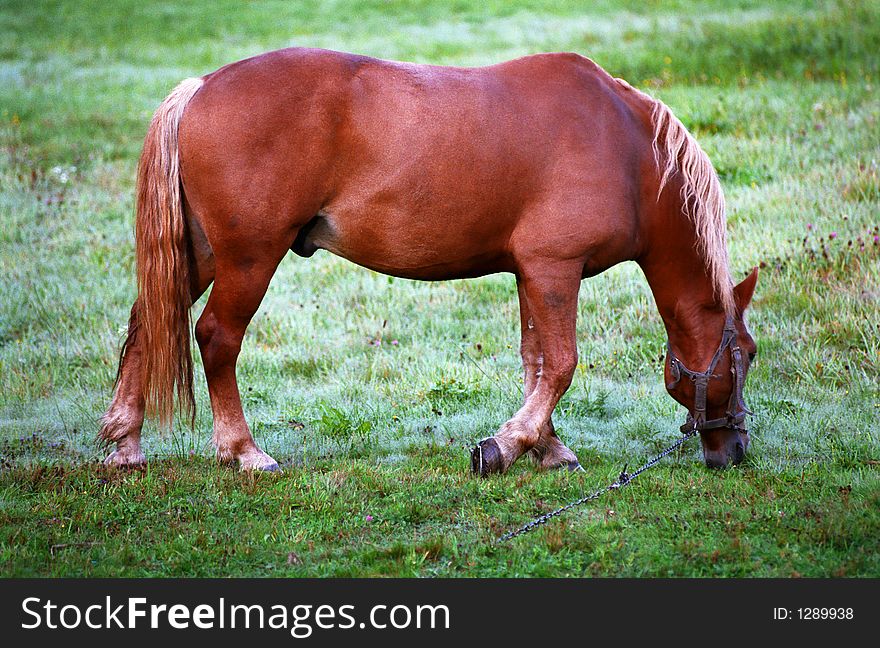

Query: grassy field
<box><xmin>1</xmin><ymin>0</ymin><xmax>878</xmax><ymax>577</ymax></box>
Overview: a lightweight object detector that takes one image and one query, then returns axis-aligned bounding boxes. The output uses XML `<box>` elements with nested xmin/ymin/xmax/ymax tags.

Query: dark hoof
<box><xmin>259</xmin><ymin>462</ymin><xmax>281</xmax><ymax>473</ymax></box>
<box><xmin>471</xmin><ymin>438</ymin><xmax>504</xmax><ymax>477</ymax></box>
<box><xmin>564</xmin><ymin>460</ymin><xmax>585</xmax><ymax>473</ymax></box>
<box><xmin>547</xmin><ymin>459</ymin><xmax>584</xmax><ymax>472</ymax></box>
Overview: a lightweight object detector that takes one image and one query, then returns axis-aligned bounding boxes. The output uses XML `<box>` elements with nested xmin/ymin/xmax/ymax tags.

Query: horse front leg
<box><xmin>472</xmin><ymin>262</ymin><xmax>581</xmax><ymax>476</ymax></box>
<box><xmin>515</xmin><ymin>280</ymin><xmax>581</xmax><ymax>471</ymax></box>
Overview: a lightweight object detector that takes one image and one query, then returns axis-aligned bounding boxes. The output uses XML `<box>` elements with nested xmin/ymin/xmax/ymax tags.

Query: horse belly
<box><xmin>302</xmin><ymin>207</ymin><xmax>514</xmax><ymax>281</ymax></box>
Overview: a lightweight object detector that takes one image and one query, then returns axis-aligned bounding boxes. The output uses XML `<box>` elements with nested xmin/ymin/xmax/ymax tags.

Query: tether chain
<box><xmin>497</xmin><ymin>425</ymin><xmax>699</xmax><ymax>542</ymax></box>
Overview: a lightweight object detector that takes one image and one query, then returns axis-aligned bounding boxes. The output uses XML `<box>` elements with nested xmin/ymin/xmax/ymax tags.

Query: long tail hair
<box><xmin>133</xmin><ymin>77</ymin><xmax>204</xmax><ymax>426</ymax></box>
<box><xmin>649</xmin><ymin>100</ymin><xmax>735</xmax><ymax>315</ymax></box>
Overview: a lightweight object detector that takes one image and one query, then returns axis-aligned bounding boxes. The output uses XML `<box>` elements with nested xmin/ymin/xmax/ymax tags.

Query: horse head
<box><xmin>664</xmin><ymin>268</ymin><xmax>758</xmax><ymax>468</ymax></box>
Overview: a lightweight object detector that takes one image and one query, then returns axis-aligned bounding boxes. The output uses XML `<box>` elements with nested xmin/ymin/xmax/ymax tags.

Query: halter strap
<box><xmin>666</xmin><ymin>316</ymin><xmax>752</xmax><ymax>433</ymax></box>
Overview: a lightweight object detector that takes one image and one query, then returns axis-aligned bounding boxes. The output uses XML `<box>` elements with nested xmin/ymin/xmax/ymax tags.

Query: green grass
<box><xmin>1</xmin><ymin>0</ymin><xmax>878</xmax><ymax>577</ymax></box>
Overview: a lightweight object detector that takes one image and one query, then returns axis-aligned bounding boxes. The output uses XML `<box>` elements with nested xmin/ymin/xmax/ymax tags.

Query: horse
<box><xmin>99</xmin><ymin>47</ymin><xmax>758</xmax><ymax>475</ymax></box>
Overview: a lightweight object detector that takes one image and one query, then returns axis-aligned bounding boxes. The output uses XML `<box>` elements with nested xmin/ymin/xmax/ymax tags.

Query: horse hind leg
<box><xmin>99</xmin><ymin>302</ymin><xmax>148</xmax><ymax>466</ymax></box>
<box><xmin>99</xmin><ymin>213</ymin><xmax>215</xmax><ymax>466</ymax></box>
<box><xmin>472</xmin><ymin>261</ymin><xmax>582</xmax><ymax>476</ymax></box>
<box><xmin>194</xmin><ymin>241</ymin><xmax>291</xmax><ymax>471</ymax></box>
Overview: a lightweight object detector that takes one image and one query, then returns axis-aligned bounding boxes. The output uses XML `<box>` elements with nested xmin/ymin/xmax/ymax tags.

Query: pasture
<box><xmin>1</xmin><ymin>0</ymin><xmax>878</xmax><ymax>577</ymax></box>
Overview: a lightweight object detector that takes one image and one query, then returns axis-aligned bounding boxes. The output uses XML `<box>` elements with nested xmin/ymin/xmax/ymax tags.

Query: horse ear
<box><xmin>733</xmin><ymin>267</ymin><xmax>758</xmax><ymax>313</ymax></box>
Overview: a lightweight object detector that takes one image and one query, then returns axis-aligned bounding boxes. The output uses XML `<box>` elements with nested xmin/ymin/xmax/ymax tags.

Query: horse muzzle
<box><xmin>700</xmin><ymin>428</ymin><xmax>749</xmax><ymax>469</ymax></box>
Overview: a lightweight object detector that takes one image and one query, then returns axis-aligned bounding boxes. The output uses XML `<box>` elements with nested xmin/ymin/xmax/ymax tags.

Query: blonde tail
<box><xmin>135</xmin><ymin>77</ymin><xmax>203</xmax><ymax>426</ymax></box>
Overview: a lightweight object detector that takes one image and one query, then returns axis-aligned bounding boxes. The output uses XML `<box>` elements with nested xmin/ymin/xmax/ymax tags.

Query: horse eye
<box><xmin>748</xmin><ymin>352</ymin><xmax>756</xmax><ymax>362</ymax></box>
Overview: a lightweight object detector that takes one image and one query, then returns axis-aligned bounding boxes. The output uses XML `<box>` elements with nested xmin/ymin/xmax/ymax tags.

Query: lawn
<box><xmin>0</xmin><ymin>0</ymin><xmax>878</xmax><ymax>577</ymax></box>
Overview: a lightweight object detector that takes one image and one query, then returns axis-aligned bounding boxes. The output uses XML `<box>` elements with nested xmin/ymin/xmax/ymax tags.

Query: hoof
<box><xmin>543</xmin><ymin>458</ymin><xmax>583</xmax><ymax>472</ymax></box>
<box><xmin>103</xmin><ymin>449</ymin><xmax>146</xmax><ymax>468</ymax></box>
<box><xmin>534</xmin><ymin>448</ymin><xmax>582</xmax><ymax>472</ymax></box>
<box><xmin>237</xmin><ymin>450</ymin><xmax>281</xmax><ymax>473</ymax></box>
<box><xmin>471</xmin><ymin>438</ymin><xmax>504</xmax><ymax>477</ymax></box>
<box><xmin>560</xmin><ymin>460</ymin><xmax>585</xmax><ymax>473</ymax></box>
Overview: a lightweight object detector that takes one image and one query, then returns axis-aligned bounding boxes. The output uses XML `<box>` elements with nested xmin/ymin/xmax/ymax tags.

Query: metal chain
<box><xmin>497</xmin><ymin>426</ymin><xmax>700</xmax><ymax>542</ymax></box>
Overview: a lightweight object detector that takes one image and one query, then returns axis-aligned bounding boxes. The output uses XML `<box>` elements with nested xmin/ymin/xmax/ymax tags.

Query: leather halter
<box><xmin>666</xmin><ymin>316</ymin><xmax>752</xmax><ymax>434</ymax></box>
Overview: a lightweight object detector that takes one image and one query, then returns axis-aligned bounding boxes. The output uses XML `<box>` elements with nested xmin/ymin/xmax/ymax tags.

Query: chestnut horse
<box><xmin>100</xmin><ymin>47</ymin><xmax>758</xmax><ymax>474</ymax></box>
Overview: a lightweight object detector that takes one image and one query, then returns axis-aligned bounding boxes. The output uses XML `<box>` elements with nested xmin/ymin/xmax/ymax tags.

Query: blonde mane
<box><xmin>651</xmin><ymin>100</ymin><xmax>735</xmax><ymax>315</ymax></box>
<box><xmin>615</xmin><ymin>77</ymin><xmax>735</xmax><ymax>315</ymax></box>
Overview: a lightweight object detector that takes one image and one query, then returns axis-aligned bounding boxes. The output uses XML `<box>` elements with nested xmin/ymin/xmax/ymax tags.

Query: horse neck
<box><xmin>638</xmin><ymin>229</ymin><xmax>730</xmax><ymax>371</ymax></box>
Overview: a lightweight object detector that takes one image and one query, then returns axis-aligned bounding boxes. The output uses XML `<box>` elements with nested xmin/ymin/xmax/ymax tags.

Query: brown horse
<box><xmin>100</xmin><ymin>47</ymin><xmax>758</xmax><ymax>474</ymax></box>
